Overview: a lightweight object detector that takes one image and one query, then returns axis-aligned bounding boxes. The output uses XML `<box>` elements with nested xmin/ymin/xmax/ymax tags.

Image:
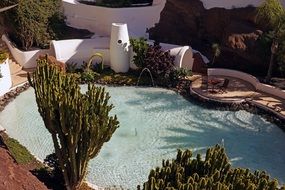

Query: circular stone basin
<box><xmin>0</xmin><ymin>86</ymin><xmax>285</xmax><ymax>189</ymax></box>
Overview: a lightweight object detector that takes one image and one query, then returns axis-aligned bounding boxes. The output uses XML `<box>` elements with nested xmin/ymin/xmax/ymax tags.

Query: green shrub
<box><xmin>130</xmin><ymin>37</ymin><xmax>148</xmax><ymax>68</ymax></box>
<box><xmin>130</xmin><ymin>39</ymin><xmax>176</xmax><ymax>86</ymax></box>
<box><xmin>0</xmin><ymin>51</ymin><xmax>8</xmax><ymax>63</ymax></box>
<box><xmin>1</xmin><ymin>134</ymin><xmax>35</xmax><ymax>164</ymax></box>
<box><xmin>144</xmin><ymin>44</ymin><xmax>175</xmax><ymax>84</ymax></box>
<box><xmin>1</xmin><ymin>0</ymin><xmax>63</xmax><ymax>50</ymax></box>
<box><xmin>170</xmin><ymin>68</ymin><xmax>192</xmax><ymax>81</ymax></box>
<box><xmin>80</xmin><ymin>69</ymin><xmax>99</xmax><ymax>83</ymax></box>
<box><xmin>139</xmin><ymin>145</ymin><xmax>284</xmax><ymax>190</ymax></box>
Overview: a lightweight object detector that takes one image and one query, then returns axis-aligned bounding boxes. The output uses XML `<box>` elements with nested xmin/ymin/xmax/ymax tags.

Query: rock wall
<box><xmin>149</xmin><ymin>0</ymin><xmax>270</xmax><ymax>75</ymax></box>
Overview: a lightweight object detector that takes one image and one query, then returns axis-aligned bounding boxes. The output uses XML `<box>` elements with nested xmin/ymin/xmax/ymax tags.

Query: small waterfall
<box><xmin>136</xmin><ymin>68</ymin><xmax>155</xmax><ymax>87</ymax></box>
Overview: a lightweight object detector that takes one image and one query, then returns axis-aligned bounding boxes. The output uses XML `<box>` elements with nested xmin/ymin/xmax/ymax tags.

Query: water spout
<box><xmin>87</xmin><ymin>53</ymin><xmax>104</xmax><ymax>70</ymax></box>
<box><xmin>221</xmin><ymin>138</ymin><xmax>224</xmax><ymax>147</ymax></box>
<box><xmin>136</xmin><ymin>68</ymin><xmax>155</xmax><ymax>87</ymax></box>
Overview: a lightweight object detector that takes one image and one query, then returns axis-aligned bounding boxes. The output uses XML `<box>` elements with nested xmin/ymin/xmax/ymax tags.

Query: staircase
<box><xmin>0</xmin><ymin>40</ymin><xmax>31</xmax><ymax>87</ymax></box>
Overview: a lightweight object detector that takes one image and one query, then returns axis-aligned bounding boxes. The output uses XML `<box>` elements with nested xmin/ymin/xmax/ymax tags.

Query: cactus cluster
<box><xmin>139</xmin><ymin>145</ymin><xmax>284</xmax><ymax>190</ymax></box>
<box><xmin>28</xmin><ymin>56</ymin><xmax>119</xmax><ymax>190</ymax></box>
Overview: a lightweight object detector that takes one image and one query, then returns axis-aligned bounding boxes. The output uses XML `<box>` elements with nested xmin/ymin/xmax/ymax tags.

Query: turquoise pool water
<box><xmin>0</xmin><ymin>86</ymin><xmax>284</xmax><ymax>189</ymax></box>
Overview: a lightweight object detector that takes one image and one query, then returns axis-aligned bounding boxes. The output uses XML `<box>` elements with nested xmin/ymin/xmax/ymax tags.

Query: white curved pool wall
<box><xmin>208</xmin><ymin>68</ymin><xmax>285</xmax><ymax>99</ymax></box>
<box><xmin>62</xmin><ymin>0</ymin><xmax>166</xmax><ymax>37</ymax></box>
<box><xmin>169</xmin><ymin>46</ymin><xmax>194</xmax><ymax>70</ymax></box>
<box><xmin>3</xmin><ymin>33</ymin><xmax>196</xmax><ymax>72</ymax></box>
<box><xmin>159</xmin><ymin>43</ymin><xmax>195</xmax><ymax>70</ymax></box>
<box><xmin>0</xmin><ymin>58</ymin><xmax>12</xmax><ymax>96</ymax></box>
<box><xmin>51</xmin><ymin>37</ymin><xmax>110</xmax><ymax>66</ymax></box>
<box><xmin>200</xmin><ymin>0</ymin><xmax>285</xmax><ymax>9</ymax></box>
<box><xmin>2</xmin><ymin>35</ymin><xmax>53</xmax><ymax>69</ymax></box>
<box><xmin>110</xmin><ymin>23</ymin><xmax>130</xmax><ymax>73</ymax></box>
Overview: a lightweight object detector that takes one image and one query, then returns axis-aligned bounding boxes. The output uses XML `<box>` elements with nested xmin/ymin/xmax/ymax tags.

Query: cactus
<box><xmin>29</xmin><ymin>57</ymin><xmax>119</xmax><ymax>190</ymax></box>
<box><xmin>140</xmin><ymin>145</ymin><xmax>284</xmax><ymax>190</ymax></box>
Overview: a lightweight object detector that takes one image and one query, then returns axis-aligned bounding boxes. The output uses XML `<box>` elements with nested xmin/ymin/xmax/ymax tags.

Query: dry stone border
<box><xmin>0</xmin><ymin>83</ymin><xmax>30</xmax><ymax>112</ymax></box>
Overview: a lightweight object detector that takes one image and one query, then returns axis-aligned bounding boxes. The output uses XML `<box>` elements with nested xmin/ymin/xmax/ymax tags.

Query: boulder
<box><xmin>149</xmin><ymin>0</ymin><xmax>268</xmax><ymax>75</ymax></box>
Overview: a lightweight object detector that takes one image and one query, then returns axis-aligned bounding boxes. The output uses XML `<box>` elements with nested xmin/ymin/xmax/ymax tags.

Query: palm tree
<box><xmin>211</xmin><ymin>43</ymin><xmax>221</xmax><ymax>66</ymax></box>
<box><xmin>256</xmin><ymin>0</ymin><xmax>285</xmax><ymax>83</ymax></box>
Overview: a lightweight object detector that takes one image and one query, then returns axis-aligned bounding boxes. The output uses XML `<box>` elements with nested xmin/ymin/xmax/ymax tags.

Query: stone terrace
<box><xmin>190</xmin><ymin>73</ymin><xmax>285</xmax><ymax>120</ymax></box>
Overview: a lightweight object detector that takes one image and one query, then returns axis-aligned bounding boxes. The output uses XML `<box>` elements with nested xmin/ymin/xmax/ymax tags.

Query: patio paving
<box><xmin>190</xmin><ymin>74</ymin><xmax>285</xmax><ymax>120</ymax></box>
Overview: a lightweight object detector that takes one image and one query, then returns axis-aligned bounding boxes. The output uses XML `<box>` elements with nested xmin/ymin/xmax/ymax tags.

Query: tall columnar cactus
<box><xmin>139</xmin><ymin>145</ymin><xmax>285</xmax><ymax>190</ymax></box>
<box><xmin>28</xmin><ymin>57</ymin><xmax>119</xmax><ymax>190</ymax></box>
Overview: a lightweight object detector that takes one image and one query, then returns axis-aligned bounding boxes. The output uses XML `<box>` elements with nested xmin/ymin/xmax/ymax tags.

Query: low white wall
<box><xmin>208</xmin><ymin>68</ymin><xmax>285</xmax><ymax>99</ymax></box>
<box><xmin>160</xmin><ymin>43</ymin><xmax>194</xmax><ymax>70</ymax></box>
<box><xmin>208</xmin><ymin>68</ymin><xmax>259</xmax><ymax>88</ymax></box>
<box><xmin>201</xmin><ymin>0</ymin><xmax>285</xmax><ymax>9</ymax></box>
<box><xmin>0</xmin><ymin>58</ymin><xmax>12</xmax><ymax>96</ymax></box>
<box><xmin>62</xmin><ymin>0</ymin><xmax>166</xmax><ymax>37</ymax></box>
<box><xmin>2</xmin><ymin>35</ymin><xmax>53</xmax><ymax>69</ymax></box>
<box><xmin>181</xmin><ymin>48</ymin><xmax>194</xmax><ymax>70</ymax></box>
<box><xmin>257</xmin><ymin>83</ymin><xmax>285</xmax><ymax>99</ymax></box>
<box><xmin>51</xmin><ymin>38</ymin><xmax>110</xmax><ymax>66</ymax></box>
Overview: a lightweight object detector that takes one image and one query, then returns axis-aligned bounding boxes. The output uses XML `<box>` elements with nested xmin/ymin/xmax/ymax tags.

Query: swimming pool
<box><xmin>0</xmin><ymin>86</ymin><xmax>284</xmax><ymax>189</ymax></box>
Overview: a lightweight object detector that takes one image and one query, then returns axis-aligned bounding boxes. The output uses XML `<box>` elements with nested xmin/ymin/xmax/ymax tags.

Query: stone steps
<box><xmin>0</xmin><ymin>39</ymin><xmax>29</xmax><ymax>87</ymax></box>
<box><xmin>9</xmin><ymin>59</ymin><xmax>22</xmax><ymax>75</ymax></box>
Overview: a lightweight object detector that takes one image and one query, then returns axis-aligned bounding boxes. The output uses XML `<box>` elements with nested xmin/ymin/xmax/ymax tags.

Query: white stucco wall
<box><xmin>0</xmin><ymin>58</ymin><xmax>12</xmax><ymax>96</ymax></box>
<box><xmin>62</xmin><ymin>0</ymin><xmax>166</xmax><ymax>37</ymax></box>
<box><xmin>160</xmin><ymin>43</ymin><xmax>195</xmax><ymax>70</ymax></box>
<box><xmin>51</xmin><ymin>38</ymin><xmax>110</xmax><ymax>66</ymax></box>
<box><xmin>201</xmin><ymin>0</ymin><xmax>285</xmax><ymax>9</ymax></box>
<box><xmin>2</xmin><ymin>35</ymin><xmax>53</xmax><ymax>68</ymax></box>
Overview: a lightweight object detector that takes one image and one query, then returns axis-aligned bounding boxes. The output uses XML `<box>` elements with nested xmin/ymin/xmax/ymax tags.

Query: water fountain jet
<box><xmin>136</xmin><ymin>68</ymin><xmax>155</xmax><ymax>87</ymax></box>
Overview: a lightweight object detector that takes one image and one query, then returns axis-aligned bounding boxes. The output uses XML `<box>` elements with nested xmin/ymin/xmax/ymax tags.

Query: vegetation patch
<box><xmin>0</xmin><ymin>50</ymin><xmax>8</xmax><ymax>63</ymax></box>
<box><xmin>0</xmin><ymin>133</ymin><xmax>35</xmax><ymax>165</ymax></box>
<box><xmin>139</xmin><ymin>145</ymin><xmax>285</xmax><ymax>190</ymax></box>
<box><xmin>95</xmin><ymin>68</ymin><xmax>153</xmax><ymax>86</ymax></box>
